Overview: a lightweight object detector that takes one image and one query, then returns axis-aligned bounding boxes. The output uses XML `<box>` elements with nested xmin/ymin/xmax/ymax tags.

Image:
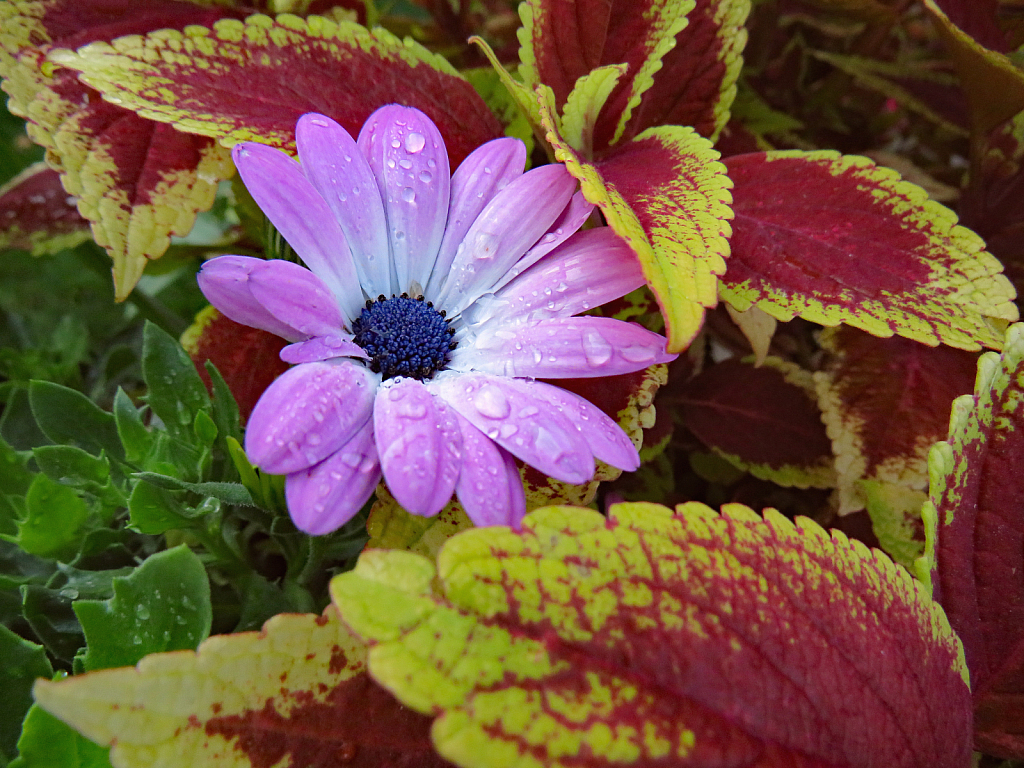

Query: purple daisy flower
<box><xmin>199</xmin><ymin>105</ymin><xmax>675</xmax><ymax>535</ymax></box>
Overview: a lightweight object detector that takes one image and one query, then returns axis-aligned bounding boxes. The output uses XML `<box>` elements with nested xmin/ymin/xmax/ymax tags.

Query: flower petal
<box><xmin>461</xmin><ymin>227</ymin><xmax>645</xmax><ymax>329</ymax></box>
<box><xmin>438</xmin><ymin>163</ymin><xmax>578</xmax><ymax>314</ymax></box>
<box><xmin>514</xmin><ymin>380</ymin><xmax>639</xmax><ymax>472</ymax></box>
<box><xmin>456</xmin><ymin>316</ymin><xmax>674</xmax><ymax>378</ymax></box>
<box><xmin>357</xmin><ymin>105</ymin><xmax>450</xmax><ymax>293</ymax></box>
<box><xmin>426</xmin><ymin>137</ymin><xmax>526</xmax><ymax>298</ymax></box>
<box><xmin>232</xmin><ymin>143</ymin><xmax>363</xmax><ymax>320</ymax></box>
<box><xmin>295</xmin><ymin>114</ymin><xmax>391</xmax><ymax>298</ymax></box>
<box><xmin>245</xmin><ymin>361</ymin><xmax>377</xmax><ymax>475</ymax></box>
<box><xmin>429</xmin><ymin>372</ymin><xmax>594</xmax><ymax>485</ymax></box>
<box><xmin>285</xmin><ymin>422</ymin><xmax>381</xmax><ymax>536</ymax></box>
<box><xmin>491</xmin><ymin>190</ymin><xmax>594</xmax><ymax>293</ymax></box>
<box><xmin>453</xmin><ymin>413</ymin><xmax>526</xmax><ymax>528</ymax></box>
<box><xmin>247</xmin><ymin>258</ymin><xmax>346</xmax><ymax>337</ymax></box>
<box><xmin>280</xmin><ymin>336</ymin><xmax>367</xmax><ymax>365</ymax></box>
<box><xmin>197</xmin><ymin>255</ymin><xmax>304</xmax><ymax>341</ymax></box>
<box><xmin>373</xmin><ymin>378</ymin><xmax>462</xmax><ymax>517</ymax></box>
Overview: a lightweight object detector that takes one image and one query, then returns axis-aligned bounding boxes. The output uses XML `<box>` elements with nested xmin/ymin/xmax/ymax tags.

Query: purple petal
<box><xmin>296</xmin><ymin>114</ymin><xmax>391</xmax><ymax>298</ymax></box>
<box><xmin>373</xmin><ymin>378</ymin><xmax>462</xmax><ymax>517</ymax></box>
<box><xmin>357</xmin><ymin>105</ymin><xmax>450</xmax><ymax>292</ymax></box>
<box><xmin>426</xmin><ymin>138</ymin><xmax>526</xmax><ymax>298</ymax></box>
<box><xmin>285</xmin><ymin>422</ymin><xmax>381</xmax><ymax>536</ymax></box>
<box><xmin>461</xmin><ymin>227</ymin><xmax>645</xmax><ymax>329</ymax></box>
<box><xmin>197</xmin><ymin>255</ymin><xmax>304</xmax><ymax>341</ymax></box>
<box><xmin>459</xmin><ymin>316</ymin><xmax>675</xmax><ymax>378</ymax></box>
<box><xmin>490</xmin><ymin>190</ymin><xmax>594</xmax><ymax>292</ymax></box>
<box><xmin>280</xmin><ymin>336</ymin><xmax>368</xmax><ymax>365</ymax></box>
<box><xmin>233</xmin><ymin>143</ymin><xmax>363</xmax><ymax>319</ymax></box>
<box><xmin>453</xmin><ymin>413</ymin><xmax>526</xmax><ymax>528</ymax></box>
<box><xmin>429</xmin><ymin>372</ymin><xmax>594</xmax><ymax>485</ymax></box>
<box><xmin>247</xmin><ymin>258</ymin><xmax>345</xmax><ymax>338</ymax></box>
<box><xmin>437</xmin><ymin>163</ymin><xmax>578</xmax><ymax>314</ymax></box>
<box><xmin>515</xmin><ymin>380</ymin><xmax>639</xmax><ymax>472</ymax></box>
<box><xmin>245</xmin><ymin>361</ymin><xmax>377</xmax><ymax>475</ymax></box>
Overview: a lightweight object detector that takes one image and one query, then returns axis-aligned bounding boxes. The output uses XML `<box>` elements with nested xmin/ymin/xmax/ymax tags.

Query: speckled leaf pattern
<box><xmin>0</xmin><ymin>162</ymin><xmax>90</xmax><ymax>254</ymax></box>
<box><xmin>0</xmin><ymin>0</ymin><xmax>240</xmax><ymax>298</ymax></box>
<box><xmin>924</xmin><ymin>322</ymin><xmax>1024</xmax><ymax>759</ymax></box>
<box><xmin>48</xmin><ymin>13</ymin><xmax>502</xmax><ymax>167</ymax></box>
<box><xmin>541</xmin><ymin>96</ymin><xmax>732</xmax><ymax>353</ymax></box>
<box><xmin>814</xmin><ymin>327</ymin><xmax>977</xmax><ymax>567</ymax></box>
<box><xmin>367</xmin><ymin>365</ymin><xmax>667</xmax><ymax>559</ymax></box>
<box><xmin>680</xmin><ymin>356</ymin><xmax>836</xmax><ymax>488</ymax></box>
<box><xmin>33</xmin><ymin>608</ymin><xmax>453</xmax><ymax>768</ymax></box>
<box><xmin>721</xmin><ymin>150</ymin><xmax>1017</xmax><ymax>350</ymax></box>
<box><xmin>332</xmin><ymin>502</ymin><xmax>972</xmax><ymax>768</ymax></box>
<box><xmin>922</xmin><ymin>0</ymin><xmax>1024</xmax><ymax>136</ymax></box>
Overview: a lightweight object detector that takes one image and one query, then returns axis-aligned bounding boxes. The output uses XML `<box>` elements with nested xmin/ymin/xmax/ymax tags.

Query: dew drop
<box><xmin>394</xmin><ymin>229</ymin><xmax>406</xmax><ymax>241</ymax></box>
<box><xmin>418</xmin><ymin>170</ymin><xmax>433</xmax><ymax>183</ymax></box>
<box><xmin>401</xmin><ymin>187</ymin><xmax>416</xmax><ymax>203</ymax></box>
<box><xmin>583</xmin><ymin>331</ymin><xmax>613</xmax><ymax>366</ymax></box>
<box><xmin>399</xmin><ymin>158</ymin><xmax>413</xmax><ymax>170</ymax></box>
<box><xmin>473</xmin><ymin>384</ymin><xmax>511</xmax><ymax>419</ymax></box>
<box><xmin>405</xmin><ymin>131</ymin><xmax>425</xmax><ymax>153</ymax></box>
<box><xmin>390</xmin><ymin>138</ymin><xmax>401</xmax><ymax>149</ymax></box>
<box><xmin>136</xmin><ymin>605</ymin><xmax>151</xmax><ymax>621</ymax></box>
<box><xmin>132</xmin><ymin>635</ymin><xmax>143</xmax><ymax>645</ymax></box>
<box><xmin>398</xmin><ymin>401</ymin><xmax>427</xmax><ymax>419</ymax></box>
<box><xmin>621</xmin><ymin>344</ymin><xmax>657</xmax><ymax>363</ymax></box>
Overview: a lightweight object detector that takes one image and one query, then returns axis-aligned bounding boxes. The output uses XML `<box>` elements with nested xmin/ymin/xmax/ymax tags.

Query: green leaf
<box><xmin>32</xmin><ymin>446</ymin><xmax>110</xmax><ymax>488</ymax></box>
<box><xmin>27</xmin><ymin>381</ymin><xmax>122</xmax><ymax>460</ymax></box>
<box><xmin>12</xmin><ymin>475</ymin><xmax>90</xmax><ymax>560</ymax></box>
<box><xmin>141</xmin><ymin>321</ymin><xmax>210</xmax><ymax>441</ymax></box>
<box><xmin>11</xmin><ymin>704</ymin><xmax>112</xmax><ymax>768</ymax></box>
<box><xmin>112</xmin><ymin>388</ymin><xmax>150</xmax><ymax>466</ymax></box>
<box><xmin>0</xmin><ymin>625</ymin><xmax>52</xmax><ymax>763</ymax></box>
<box><xmin>204</xmin><ymin>361</ymin><xmax>242</xmax><ymax>450</ymax></box>
<box><xmin>131</xmin><ymin>473</ymin><xmax>253</xmax><ymax>507</ymax></box>
<box><xmin>73</xmin><ymin>545</ymin><xmax>211</xmax><ymax>672</ymax></box>
<box><xmin>20</xmin><ymin>585</ymin><xmax>84</xmax><ymax>665</ymax></box>
<box><xmin>126</xmin><ymin>482</ymin><xmax>196</xmax><ymax>535</ymax></box>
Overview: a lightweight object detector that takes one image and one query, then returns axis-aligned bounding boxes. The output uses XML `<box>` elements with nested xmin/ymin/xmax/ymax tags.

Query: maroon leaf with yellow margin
<box><xmin>721</xmin><ymin>150</ymin><xmax>1017</xmax><ymax>350</ymax></box>
<box><xmin>815</xmin><ymin>327</ymin><xmax>977</xmax><ymax>567</ymax></box>
<box><xmin>47</xmin><ymin>13</ymin><xmax>503</xmax><ymax>168</ymax></box>
<box><xmin>0</xmin><ymin>0</ymin><xmax>243</xmax><ymax>298</ymax></box>
<box><xmin>0</xmin><ymin>162</ymin><xmax>90</xmax><ymax>255</ymax></box>
<box><xmin>924</xmin><ymin>322</ymin><xmax>1024</xmax><ymax>759</ymax></box>
<box><xmin>33</xmin><ymin>608</ymin><xmax>455</xmax><ymax>768</ymax></box>
<box><xmin>677</xmin><ymin>356</ymin><xmax>835</xmax><ymax>488</ymax></box>
<box><xmin>332</xmin><ymin>502</ymin><xmax>972</xmax><ymax>768</ymax></box>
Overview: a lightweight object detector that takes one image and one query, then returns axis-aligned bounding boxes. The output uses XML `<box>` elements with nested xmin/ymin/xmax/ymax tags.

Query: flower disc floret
<box><xmin>352</xmin><ymin>293</ymin><xmax>455</xmax><ymax>380</ymax></box>
<box><xmin>197</xmin><ymin>105</ymin><xmax>677</xmax><ymax>536</ymax></box>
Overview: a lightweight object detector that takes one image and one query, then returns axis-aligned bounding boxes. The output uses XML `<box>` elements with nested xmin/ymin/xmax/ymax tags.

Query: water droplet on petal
<box><xmin>405</xmin><ymin>132</ymin><xmax>425</xmax><ymax>153</ymax></box>
<box><xmin>341</xmin><ymin>453</ymin><xmax>362</xmax><ymax>469</ymax></box>
<box><xmin>390</xmin><ymin>138</ymin><xmax>401</xmax><ymax>149</ymax></box>
<box><xmin>418</xmin><ymin>170</ymin><xmax>432</xmax><ymax>183</ymax></box>
<box><xmin>583</xmin><ymin>331</ymin><xmax>613</xmax><ymax>367</ymax></box>
<box><xmin>398</xmin><ymin>400</ymin><xmax>427</xmax><ymax>419</ymax></box>
<box><xmin>473</xmin><ymin>383</ymin><xmax>511</xmax><ymax>419</ymax></box>
<box><xmin>399</xmin><ymin>158</ymin><xmax>413</xmax><ymax>170</ymax></box>
<box><xmin>401</xmin><ymin>187</ymin><xmax>416</xmax><ymax>203</ymax></box>
<box><xmin>621</xmin><ymin>344</ymin><xmax>657</xmax><ymax>363</ymax></box>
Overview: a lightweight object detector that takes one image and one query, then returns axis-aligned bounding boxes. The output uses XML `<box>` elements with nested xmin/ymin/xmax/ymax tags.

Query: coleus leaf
<box><xmin>331</xmin><ymin>502</ymin><xmax>972</xmax><ymax>768</ymax></box>
<box><xmin>0</xmin><ymin>163</ymin><xmax>90</xmax><ymax>255</ymax></box>
<box><xmin>814</xmin><ymin>326</ymin><xmax>977</xmax><ymax>567</ymax></box>
<box><xmin>677</xmin><ymin>356</ymin><xmax>835</xmax><ymax>488</ymax></box>
<box><xmin>367</xmin><ymin>365</ymin><xmax>667</xmax><ymax>558</ymax></box>
<box><xmin>924</xmin><ymin>322</ymin><xmax>1024</xmax><ymax>759</ymax></box>
<box><xmin>0</xmin><ymin>0</ymin><xmax>242</xmax><ymax>298</ymax></box>
<box><xmin>921</xmin><ymin>0</ymin><xmax>1024</xmax><ymax>136</ymax></box>
<box><xmin>932</xmin><ymin>0</ymin><xmax>1009</xmax><ymax>54</ymax></box>
<box><xmin>720</xmin><ymin>150</ymin><xmax>1017</xmax><ymax>350</ymax></box>
<box><xmin>540</xmin><ymin>95</ymin><xmax>733</xmax><ymax>353</ymax></box>
<box><xmin>47</xmin><ymin>12</ymin><xmax>503</xmax><ymax>168</ymax></box>
<box><xmin>34</xmin><ymin>608</ymin><xmax>454</xmax><ymax>768</ymax></box>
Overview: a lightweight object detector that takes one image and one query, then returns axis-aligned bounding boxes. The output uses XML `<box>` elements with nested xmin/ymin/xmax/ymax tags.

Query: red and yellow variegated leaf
<box><xmin>518</xmin><ymin>0</ymin><xmax>692</xmax><ymax>152</ymax></box>
<box><xmin>541</xmin><ymin>95</ymin><xmax>733</xmax><ymax>353</ymax></box>
<box><xmin>720</xmin><ymin>150</ymin><xmax>1017</xmax><ymax>350</ymax></box>
<box><xmin>331</xmin><ymin>502</ymin><xmax>972</xmax><ymax>768</ymax></box>
<box><xmin>617</xmin><ymin>0</ymin><xmax>751</xmax><ymax>146</ymax></box>
<box><xmin>925</xmin><ymin>322</ymin><xmax>1024</xmax><ymax>759</ymax></box>
<box><xmin>678</xmin><ymin>356</ymin><xmax>835</xmax><ymax>488</ymax></box>
<box><xmin>181</xmin><ymin>307</ymin><xmax>290</xmax><ymax>423</ymax></box>
<box><xmin>48</xmin><ymin>13</ymin><xmax>503</xmax><ymax>167</ymax></box>
<box><xmin>814</xmin><ymin>326</ymin><xmax>977</xmax><ymax>567</ymax></box>
<box><xmin>0</xmin><ymin>162</ymin><xmax>90</xmax><ymax>254</ymax></box>
<box><xmin>922</xmin><ymin>0</ymin><xmax>1024</xmax><ymax>136</ymax></box>
<box><xmin>931</xmin><ymin>0</ymin><xmax>1008</xmax><ymax>52</ymax></box>
<box><xmin>367</xmin><ymin>365</ymin><xmax>667</xmax><ymax>557</ymax></box>
<box><xmin>0</xmin><ymin>0</ymin><xmax>241</xmax><ymax>120</ymax></box>
<box><xmin>33</xmin><ymin>608</ymin><xmax>453</xmax><ymax>768</ymax></box>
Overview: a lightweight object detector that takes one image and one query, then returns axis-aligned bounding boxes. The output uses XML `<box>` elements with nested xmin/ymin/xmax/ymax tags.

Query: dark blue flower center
<box><xmin>351</xmin><ymin>293</ymin><xmax>456</xmax><ymax>380</ymax></box>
